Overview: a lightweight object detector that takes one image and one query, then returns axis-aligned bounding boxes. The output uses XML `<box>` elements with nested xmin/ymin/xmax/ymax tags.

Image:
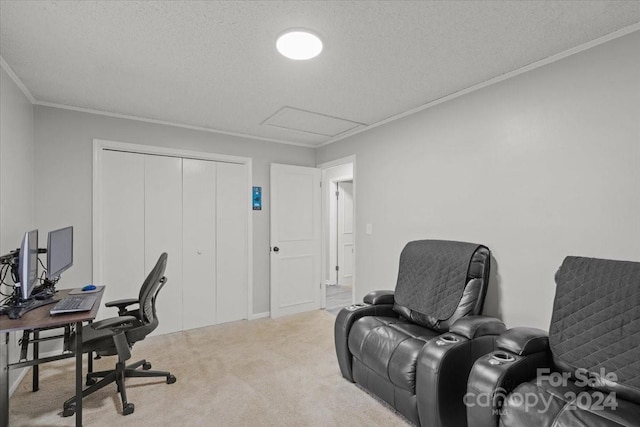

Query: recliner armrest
<box><xmin>466</xmin><ymin>329</ymin><xmax>553</xmax><ymax>427</ymax></box>
<box><xmin>497</xmin><ymin>327</ymin><xmax>549</xmax><ymax>356</ymax></box>
<box><xmin>91</xmin><ymin>315</ymin><xmax>138</xmax><ymax>331</ymax></box>
<box><xmin>362</xmin><ymin>290</ymin><xmax>394</xmax><ymax>305</ymax></box>
<box><xmin>416</xmin><ymin>323</ymin><xmax>503</xmax><ymax>427</ymax></box>
<box><xmin>450</xmin><ymin>315</ymin><xmax>506</xmax><ymax>339</ymax></box>
<box><xmin>334</xmin><ymin>302</ymin><xmax>398</xmax><ymax>382</ymax></box>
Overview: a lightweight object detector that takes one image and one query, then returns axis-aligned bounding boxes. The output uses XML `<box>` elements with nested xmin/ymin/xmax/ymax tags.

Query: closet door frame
<box><xmin>92</xmin><ymin>138</ymin><xmax>254</xmax><ymax>319</ymax></box>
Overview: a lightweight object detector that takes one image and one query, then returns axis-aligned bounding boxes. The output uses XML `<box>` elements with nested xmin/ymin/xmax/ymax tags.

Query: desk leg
<box><xmin>75</xmin><ymin>322</ymin><xmax>83</xmax><ymax>427</ymax></box>
<box><xmin>1</xmin><ymin>332</ymin><xmax>9</xmax><ymax>427</ymax></box>
<box><xmin>33</xmin><ymin>330</ymin><xmax>39</xmax><ymax>392</ymax></box>
<box><xmin>87</xmin><ymin>321</ymin><xmax>93</xmax><ymax>375</ymax></box>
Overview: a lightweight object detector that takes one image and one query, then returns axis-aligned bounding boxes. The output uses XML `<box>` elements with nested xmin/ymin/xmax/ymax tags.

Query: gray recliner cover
<box><xmin>490</xmin><ymin>256</ymin><xmax>640</xmax><ymax>427</ymax></box>
<box><xmin>336</xmin><ymin>239</ymin><xmax>494</xmax><ymax>426</ymax></box>
<box><xmin>395</xmin><ymin>240</ymin><xmax>486</xmax><ymax>321</ymax></box>
<box><xmin>550</xmin><ymin>256</ymin><xmax>640</xmax><ymax>403</ymax></box>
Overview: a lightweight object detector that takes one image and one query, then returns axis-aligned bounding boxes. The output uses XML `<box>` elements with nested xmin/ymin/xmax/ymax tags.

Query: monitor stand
<box><xmin>5</xmin><ymin>298</ymin><xmax>59</xmax><ymax>319</ymax></box>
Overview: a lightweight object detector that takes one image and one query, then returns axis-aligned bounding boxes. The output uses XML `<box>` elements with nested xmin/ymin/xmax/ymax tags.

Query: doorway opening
<box><xmin>319</xmin><ymin>157</ymin><xmax>355</xmax><ymax>314</ymax></box>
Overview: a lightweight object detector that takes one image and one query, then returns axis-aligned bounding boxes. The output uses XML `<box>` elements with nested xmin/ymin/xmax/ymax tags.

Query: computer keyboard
<box><xmin>50</xmin><ymin>295</ymin><xmax>97</xmax><ymax>315</ymax></box>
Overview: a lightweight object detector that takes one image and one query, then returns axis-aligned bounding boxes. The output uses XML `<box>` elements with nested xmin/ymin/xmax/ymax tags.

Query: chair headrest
<box><xmin>139</xmin><ymin>252</ymin><xmax>168</xmax><ymax>324</ymax></box>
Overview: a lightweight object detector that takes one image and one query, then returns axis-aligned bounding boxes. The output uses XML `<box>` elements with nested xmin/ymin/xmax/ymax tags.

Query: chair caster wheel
<box><xmin>166</xmin><ymin>374</ymin><xmax>176</xmax><ymax>384</ymax></box>
<box><xmin>86</xmin><ymin>377</ymin><xmax>97</xmax><ymax>386</ymax></box>
<box><xmin>142</xmin><ymin>362</ymin><xmax>152</xmax><ymax>370</ymax></box>
<box><xmin>123</xmin><ymin>403</ymin><xmax>135</xmax><ymax>415</ymax></box>
<box><xmin>62</xmin><ymin>404</ymin><xmax>75</xmax><ymax>417</ymax></box>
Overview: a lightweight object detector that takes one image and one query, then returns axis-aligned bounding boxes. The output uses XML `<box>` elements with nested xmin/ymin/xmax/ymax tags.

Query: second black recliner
<box><xmin>466</xmin><ymin>256</ymin><xmax>640</xmax><ymax>427</ymax></box>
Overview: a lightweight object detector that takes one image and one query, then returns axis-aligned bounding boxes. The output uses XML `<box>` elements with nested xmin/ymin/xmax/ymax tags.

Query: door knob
<box><xmin>273</xmin><ymin>246</ymin><xmax>279</xmax><ymax>253</ymax></box>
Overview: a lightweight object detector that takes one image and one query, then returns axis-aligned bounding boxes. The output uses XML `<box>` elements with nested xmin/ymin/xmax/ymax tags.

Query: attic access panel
<box><xmin>262</xmin><ymin>106</ymin><xmax>364</xmax><ymax>137</ymax></box>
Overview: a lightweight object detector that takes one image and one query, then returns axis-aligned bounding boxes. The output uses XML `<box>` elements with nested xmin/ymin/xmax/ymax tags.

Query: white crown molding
<box><xmin>318</xmin><ymin>23</ymin><xmax>640</xmax><ymax>148</ymax></box>
<box><xmin>0</xmin><ymin>55</ymin><xmax>36</xmax><ymax>103</ymax></box>
<box><xmin>34</xmin><ymin>101</ymin><xmax>317</xmax><ymax>148</ymax></box>
<box><xmin>4</xmin><ymin>22</ymin><xmax>639</xmax><ymax>151</ymax></box>
<box><xmin>1</xmin><ymin>53</ymin><xmax>316</xmax><ymax>148</ymax></box>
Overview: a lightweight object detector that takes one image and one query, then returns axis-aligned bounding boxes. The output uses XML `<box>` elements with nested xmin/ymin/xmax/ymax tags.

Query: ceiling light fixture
<box><xmin>276</xmin><ymin>29</ymin><xmax>323</xmax><ymax>60</ymax></box>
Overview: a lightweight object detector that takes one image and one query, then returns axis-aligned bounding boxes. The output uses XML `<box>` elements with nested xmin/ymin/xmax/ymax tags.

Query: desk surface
<box><xmin>0</xmin><ymin>288</ymin><xmax>104</xmax><ymax>333</ymax></box>
<box><xmin>1</xmin><ymin>287</ymin><xmax>104</xmax><ymax>427</ymax></box>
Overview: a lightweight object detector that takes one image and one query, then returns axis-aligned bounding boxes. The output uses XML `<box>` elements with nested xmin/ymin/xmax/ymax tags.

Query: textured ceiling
<box><xmin>1</xmin><ymin>1</ymin><xmax>639</xmax><ymax>147</ymax></box>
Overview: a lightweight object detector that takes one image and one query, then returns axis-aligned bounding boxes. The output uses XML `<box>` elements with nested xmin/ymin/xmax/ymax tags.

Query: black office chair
<box><xmin>62</xmin><ymin>252</ymin><xmax>176</xmax><ymax>417</ymax></box>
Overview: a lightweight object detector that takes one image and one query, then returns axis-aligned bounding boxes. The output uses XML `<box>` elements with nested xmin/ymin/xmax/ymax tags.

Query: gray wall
<box><xmin>33</xmin><ymin>106</ymin><xmax>316</xmax><ymax>315</ymax></box>
<box><xmin>0</xmin><ymin>67</ymin><xmax>35</xmax><ymax>390</ymax></box>
<box><xmin>317</xmin><ymin>32</ymin><xmax>640</xmax><ymax>329</ymax></box>
<box><xmin>8</xmin><ymin>30</ymin><xmax>640</xmax><ymax>332</ymax></box>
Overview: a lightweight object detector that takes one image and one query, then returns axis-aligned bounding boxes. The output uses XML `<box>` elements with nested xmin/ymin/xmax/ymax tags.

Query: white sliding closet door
<box><xmin>216</xmin><ymin>162</ymin><xmax>248</xmax><ymax>323</ymax></box>
<box><xmin>145</xmin><ymin>155</ymin><xmax>183</xmax><ymax>335</ymax></box>
<box><xmin>96</xmin><ymin>142</ymin><xmax>249</xmax><ymax>333</ymax></box>
<box><xmin>182</xmin><ymin>159</ymin><xmax>217</xmax><ymax>329</ymax></box>
<box><xmin>100</xmin><ymin>150</ymin><xmax>145</xmax><ymax>314</ymax></box>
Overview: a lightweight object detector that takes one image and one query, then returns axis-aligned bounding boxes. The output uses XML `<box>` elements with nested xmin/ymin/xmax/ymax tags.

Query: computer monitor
<box><xmin>47</xmin><ymin>226</ymin><xmax>73</xmax><ymax>280</ymax></box>
<box><xmin>17</xmin><ymin>229</ymin><xmax>39</xmax><ymax>301</ymax></box>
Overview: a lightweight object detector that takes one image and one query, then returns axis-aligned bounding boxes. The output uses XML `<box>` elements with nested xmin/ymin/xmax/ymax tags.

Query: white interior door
<box><xmin>337</xmin><ymin>182</ymin><xmax>354</xmax><ymax>286</ymax></box>
<box><xmin>182</xmin><ymin>159</ymin><xmax>217</xmax><ymax>330</ymax></box>
<box><xmin>216</xmin><ymin>162</ymin><xmax>248</xmax><ymax>323</ymax></box>
<box><xmin>270</xmin><ymin>164</ymin><xmax>321</xmax><ymax>318</ymax></box>
<box><xmin>100</xmin><ymin>150</ymin><xmax>145</xmax><ymax>318</ymax></box>
<box><xmin>145</xmin><ymin>155</ymin><xmax>183</xmax><ymax>335</ymax></box>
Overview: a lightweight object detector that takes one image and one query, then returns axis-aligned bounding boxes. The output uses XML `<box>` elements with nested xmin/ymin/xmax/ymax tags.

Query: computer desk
<box><xmin>0</xmin><ymin>288</ymin><xmax>104</xmax><ymax>427</ymax></box>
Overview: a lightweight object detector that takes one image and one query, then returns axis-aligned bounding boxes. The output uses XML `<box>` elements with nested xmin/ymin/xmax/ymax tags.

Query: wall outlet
<box><xmin>366</xmin><ymin>223</ymin><xmax>373</xmax><ymax>235</ymax></box>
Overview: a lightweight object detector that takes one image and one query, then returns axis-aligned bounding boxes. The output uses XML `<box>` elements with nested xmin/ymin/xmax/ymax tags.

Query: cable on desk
<box><xmin>0</xmin><ymin>264</ymin><xmax>15</xmax><ymax>299</ymax></box>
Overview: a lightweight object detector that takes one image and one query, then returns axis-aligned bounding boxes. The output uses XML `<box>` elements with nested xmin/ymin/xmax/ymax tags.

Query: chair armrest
<box><xmin>362</xmin><ymin>290</ymin><xmax>394</xmax><ymax>305</ymax></box>
<box><xmin>496</xmin><ymin>327</ymin><xmax>549</xmax><ymax>356</ymax></box>
<box><xmin>466</xmin><ymin>327</ymin><xmax>552</xmax><ymax>427</ymax></box>
<box><xmin>105</xmin><ymin>298</ymin><xmax>139</xmax><ymax>308</ymax></box>
<box><xmin>91</xmin><ymin>315</ymin><xmax>137</xmax><ymax>331</ymax></box>
<box><xmin>104</xmin><ymin>298</ymin><xmax>139</xmax><ymax>315</ymax></box>
<box><xmin>450</xmin><ymin>315</ymin><xmax>506</xmax><ymax>339</ymax></box>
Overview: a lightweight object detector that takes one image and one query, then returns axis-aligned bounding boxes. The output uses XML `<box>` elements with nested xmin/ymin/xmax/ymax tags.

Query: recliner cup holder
<box><xmin>491</xmin><ymin>352</ymin><xmax>515</xmax><ymax>363</ymax></box>
<box><xmin>436</xmin><ymin>335</ymin><xmax>460</xmax><ymax>346</ymax></box>
<box><xmin>346</xmin><ymin>303</ymin><xmax>366</xmax><ymax>311</ymax></box>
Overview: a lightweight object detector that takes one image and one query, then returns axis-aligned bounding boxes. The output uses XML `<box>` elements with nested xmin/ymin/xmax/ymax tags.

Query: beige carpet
<box><xmin>9</xmin><ymin>310</ymin><xmax>409</xmax><ymax>426</ymax></box>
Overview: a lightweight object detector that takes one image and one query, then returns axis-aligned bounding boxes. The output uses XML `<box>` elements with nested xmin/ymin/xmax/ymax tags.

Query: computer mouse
<box><xmin>82</xmin><ymin>285</ymin><xmax>97</xmax><ymax>291</ymax></box>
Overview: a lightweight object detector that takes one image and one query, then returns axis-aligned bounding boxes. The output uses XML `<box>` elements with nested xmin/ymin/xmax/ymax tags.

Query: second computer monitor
<box><xmin>47</xmin><ymin>226</ymin><xmax>73</xmax><ymax>280</ymax></box>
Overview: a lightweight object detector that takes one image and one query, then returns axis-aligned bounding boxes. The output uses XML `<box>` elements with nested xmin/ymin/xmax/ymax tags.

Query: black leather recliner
<box><xmin>467</xmin><ymin>256</ymin><xmax>640</xmax><ymax>427</ymax></box>
<box><xmin>335</xmin><ymin>240</ymin><xmax>506</xmax><ymax>426</ymax></box>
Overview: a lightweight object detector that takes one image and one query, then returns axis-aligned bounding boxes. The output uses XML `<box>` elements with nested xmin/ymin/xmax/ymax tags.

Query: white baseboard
<box><xmin>8</xmin><ymin>312</ymin><xmax>274</xmax><ymax>396</ymax></box>
<box><xmin>9</xmin><ymin>367</ymin><xmax>28</xmax><ymax>397</ymax></box>
<box><xmin>9</xmin><ymin>347</ymin><xmax>68</xmax><ymax>397</ymax></box>
<box><xmin>249</xmin><ymin>311</ymin><xmax>270</xmax><ymax>320</ymax></box>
